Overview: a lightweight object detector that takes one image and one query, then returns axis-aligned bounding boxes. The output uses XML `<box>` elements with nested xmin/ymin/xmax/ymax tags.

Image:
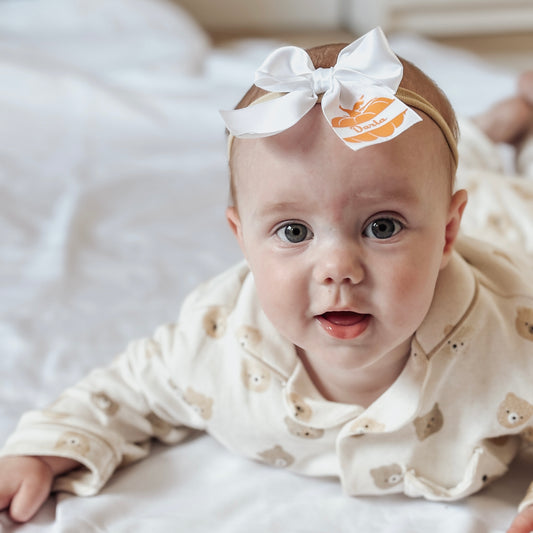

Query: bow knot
<box><xmin>311</xmin><ymin>67</ymin><xmax>334</xmax><ymax>96</ymax></box>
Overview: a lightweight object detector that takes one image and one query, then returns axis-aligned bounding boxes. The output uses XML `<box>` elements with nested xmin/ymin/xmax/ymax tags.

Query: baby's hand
<box><xmin>0</xmin><ymin>455</ymin><xmax>54</xmax><ymax>522</ymax></box>
<box><xmin>0</xmin><ymin>455</ymin><xmax>79</xmax><ymax>522</ymax></box>
<box><xmin>507</xmin><ymin>505</ymin><xmax>533</xmax><ymax>533</ymax></box>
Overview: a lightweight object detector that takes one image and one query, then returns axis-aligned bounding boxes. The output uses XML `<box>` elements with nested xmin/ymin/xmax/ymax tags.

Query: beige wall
<box><xmin>175</xmin><ymin>0</ymin><xmax>343</xmax><ymax>32</ymax></box>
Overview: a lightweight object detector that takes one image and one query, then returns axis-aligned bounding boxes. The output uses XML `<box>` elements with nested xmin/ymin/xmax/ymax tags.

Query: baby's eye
<box><xmin>276</xmin><ymin>223</ymin><xmax>312</xmax><ymax>244</ymax></box>
<box><xmin>363</xmin><ymin>217</ymin><xmax>403</xmax><ymax>240</ymax></box>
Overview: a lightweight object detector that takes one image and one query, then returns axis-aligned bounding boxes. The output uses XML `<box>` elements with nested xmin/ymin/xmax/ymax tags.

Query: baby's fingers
<box><xmin>9</xmin><ymin>475</ymin><xmax>52</xmax><ymax>522</ymax></box>
<box><xmin>507</xmin><ymin>505</ymin><xmax>533</xmax><ymax>533</ymax></box>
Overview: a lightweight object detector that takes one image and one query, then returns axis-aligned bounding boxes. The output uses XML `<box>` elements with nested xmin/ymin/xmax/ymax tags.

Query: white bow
<box><xmin>220</xmin><ymin>27</ymin><xmax>422</xmax><ymax>152</ymax></box>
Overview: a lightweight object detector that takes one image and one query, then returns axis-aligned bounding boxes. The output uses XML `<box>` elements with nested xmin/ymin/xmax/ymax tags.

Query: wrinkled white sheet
<box><xmin>0</xmin><ymin>1</ymin><xmax>529</xmax><ymax>531</ymax></box>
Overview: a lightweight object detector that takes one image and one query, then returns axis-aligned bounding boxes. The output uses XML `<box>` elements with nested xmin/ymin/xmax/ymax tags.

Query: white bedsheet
<box><xmin>0</xmin><ymin>1</ymin><xmax>528</xmax><ymax>531</ymax></box>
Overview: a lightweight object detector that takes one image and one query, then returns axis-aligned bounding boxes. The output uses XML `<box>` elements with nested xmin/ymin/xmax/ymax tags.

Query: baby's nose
<box><xmin>314</xmin><ymin>244</ymin><xmax>364</xmax><ymax>286</ymax></box>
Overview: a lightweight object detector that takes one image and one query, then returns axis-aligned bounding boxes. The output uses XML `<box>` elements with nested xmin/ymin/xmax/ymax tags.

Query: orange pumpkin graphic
<box><xmin>331</xmin><ymin>95</ymin><xmax>407</xmax><ymax>143</ymax></box>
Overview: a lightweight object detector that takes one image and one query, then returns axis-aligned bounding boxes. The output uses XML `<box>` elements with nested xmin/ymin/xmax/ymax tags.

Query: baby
<box><xmin>1</xmin><ymin>28</ymin><xmax>533</xmax><ymax>533</ymax></box>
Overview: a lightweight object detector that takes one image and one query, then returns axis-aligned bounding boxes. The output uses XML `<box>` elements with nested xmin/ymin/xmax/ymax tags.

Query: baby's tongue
<box><xmin>323</xmin><ymin>311</ymin><xmax>365</xmax><ymax>325</ymax></box>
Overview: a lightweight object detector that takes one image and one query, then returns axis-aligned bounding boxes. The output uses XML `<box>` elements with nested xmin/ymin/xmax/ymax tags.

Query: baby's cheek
<box><xmin>384</xmin><ymin>261</ymin><xmax>437</xmax><ymax>328</ymax></box>
<box><xmin>254</xmin><ymin>263</ymin><xmax>296</xmax><ymax>311</ymax></box>
<box><xmin>256</xmin><ymin>266</ymin><xmax>308</xmax><ymax>336</ymax></box>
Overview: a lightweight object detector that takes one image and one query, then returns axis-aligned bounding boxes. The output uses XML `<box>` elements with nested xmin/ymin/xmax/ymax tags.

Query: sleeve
<box><xmin>453</xmin><ymin>118</ymin><xmax>533</xmax><ymax>255</ymax></box>
<box><xmin>0</xmin><ymin>315</ymin><xmax>210</xmax><ymax>497</ymax></box>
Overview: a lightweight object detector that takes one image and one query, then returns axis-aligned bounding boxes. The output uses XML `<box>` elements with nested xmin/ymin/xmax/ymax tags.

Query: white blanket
<box><xmin>0</xmin><ymin>1</ymin><xmax>528</xmax><ymax>531</ymax></box>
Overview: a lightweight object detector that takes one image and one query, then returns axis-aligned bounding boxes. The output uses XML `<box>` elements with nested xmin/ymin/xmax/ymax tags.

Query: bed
<box><xmin>0</xmin><ymin>0</ymin><xmax>531</xmax><ymax>531</ymax></box>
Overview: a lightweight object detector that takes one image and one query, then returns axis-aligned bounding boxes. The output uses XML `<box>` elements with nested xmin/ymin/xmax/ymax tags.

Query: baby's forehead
<box><xmin>235</xmin><ymin>115</ymin><xmax>449</xmax><ymax>193</ymax></box>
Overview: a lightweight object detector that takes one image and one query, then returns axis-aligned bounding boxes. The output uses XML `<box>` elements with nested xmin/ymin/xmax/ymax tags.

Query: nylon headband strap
<box><xmin>396</xmin><ymin>87</ymin><xmax>458</xmax><ymax>167</ymax></box>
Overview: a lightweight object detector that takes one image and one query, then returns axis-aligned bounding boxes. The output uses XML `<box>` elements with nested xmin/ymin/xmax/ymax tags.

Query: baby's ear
<box><xmin>441</xmin><ymin>188</ymin><xmax>468</xmax><ymax>269</ymax></box>
<box><xmin>226</xmin><ymin>207</ymin><xmax>245</xmax><ymax>251</ymax></box>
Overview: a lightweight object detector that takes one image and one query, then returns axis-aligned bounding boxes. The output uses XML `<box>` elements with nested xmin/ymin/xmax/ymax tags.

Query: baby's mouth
<box><xmin>316</xmin><ymin>311</ymin><xmax>370</xmax><ymax>340</ymax></box>
<box><xmin>322</xmin><ymin>311</ymin><xmax>366</xmax><ymax>325</ymax></box>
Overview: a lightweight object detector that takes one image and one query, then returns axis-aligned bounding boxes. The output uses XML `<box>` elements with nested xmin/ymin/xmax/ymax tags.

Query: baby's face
<box><xmin>227</xmin><ymin>106</ymin><xmax>465</xmax><ymax>378</ymax></box>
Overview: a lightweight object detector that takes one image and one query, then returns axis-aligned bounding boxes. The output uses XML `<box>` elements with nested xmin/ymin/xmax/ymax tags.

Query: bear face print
<box><xmin>147</xmin><ymin>412</ymin><xmax>173</xmax><ymax>438</ymax></box>
<box><xmin>258</xmin><ymin>445</ymin><xmax>295</xmax><ymax>468</ymax></box>
<box><xmin>371</xmin><ymin>464</ymin><xmax>404</xmax><ymax>490</ymax></box>
<box><xmin>183</xmin><ymin>387</ymin><xmax>214</xmax><ymax>420</ymax></box>
<box><xmin>445</xmin><ymin>339</ymin><xmax>466</xmax><ymax>355</ymax></box>
<box><xmin>349</xmin><ymin>417</ymin><xmax>385</xmax><ymax>436</ymax></box>
<box><xmin>91</xmin><ymin>392</ymin><xmax>119</xmax><ymax>416</ymax></box>
<box><xmin>413</xmin><ymin>403</ymin><xmax>444</xmax><ymax>441</ymax></box>
<box><xmin>241</xmin><ymin>358</ymin><xmax>271</xmax><ymax>393</ymax></box>
<box><xmin>516</xmin><ymin>307</ymin><xmax>533</xmax><ymax>341</ymax></box>
<box><xmin>497</xmin><ymin>393</ymin><xmax>533</xmax><ymax>429</ymax></box>
<box><xmin>203</xmin><ymin>306</ymin><xmax>228</xmax><ymax>339</ymax></box>
<box><xmin>54</xmin><ymin>431</ymin><xmax>91</xmax><ymax>457</ymax></box>
<box><xmin>235</xmin><ymin>325</ymin><xmax>262</xmax><ymax>352</ymax></box>
<box><xmin>441</xmin><ymin>325</ymin><xmax>471</xmax><ymax>356</ymax></box>
<box><xmin>284</xmin><ymin>416</ymin><xmax>324</xmax><ymax>439</ymax></box>
<box><xmin>288</xmin><ymin>392</ymin><xmax>313</xmax><ymax>422</ymax></box>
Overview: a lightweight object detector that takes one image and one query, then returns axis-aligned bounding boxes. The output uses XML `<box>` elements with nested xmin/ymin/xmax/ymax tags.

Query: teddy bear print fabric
<box><xmin>3</xmin><ymin>236</ymin><xmax>533</xmax><ymax>510</ymax></box>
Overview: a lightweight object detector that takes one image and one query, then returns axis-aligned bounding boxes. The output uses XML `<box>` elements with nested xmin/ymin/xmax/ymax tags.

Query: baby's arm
<box><xmin>0</xmin><ymin>314</ymin><xmax>206</xmax><ymax>520</ymax></box>
<box><xmin>0</xmin><ymin>455</ymin><xmax>80</xmax><ymax>522</ymax></box>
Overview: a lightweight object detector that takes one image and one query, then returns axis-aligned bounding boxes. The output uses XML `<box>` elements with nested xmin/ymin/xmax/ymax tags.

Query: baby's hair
<box><xmin>229</xmin><ymin>42</ymin><xmax>459</xmax><ymax>206</ymax></box>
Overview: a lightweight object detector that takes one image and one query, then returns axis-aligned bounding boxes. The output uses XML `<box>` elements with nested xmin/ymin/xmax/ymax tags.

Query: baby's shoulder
<box><xmin>455</xmin><ymin>235</ymin><xmax>533</xmax><ymax>297</ymax></box>
<box><xmin>169</xmin><ymin>260</ymin><xmax>268</xmax><ymax>349</ymax></box>
<box><xmin>444</xmin><ymin>236</ymin><xmax>533</xmax><ymax>359</ymax></box>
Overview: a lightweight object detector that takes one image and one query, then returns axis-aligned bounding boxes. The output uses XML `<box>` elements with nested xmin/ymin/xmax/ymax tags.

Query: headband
<box><xmin>220</xmin><ymin>27</ymin><xmax>458</xmax><ymax>167</ymax></box>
